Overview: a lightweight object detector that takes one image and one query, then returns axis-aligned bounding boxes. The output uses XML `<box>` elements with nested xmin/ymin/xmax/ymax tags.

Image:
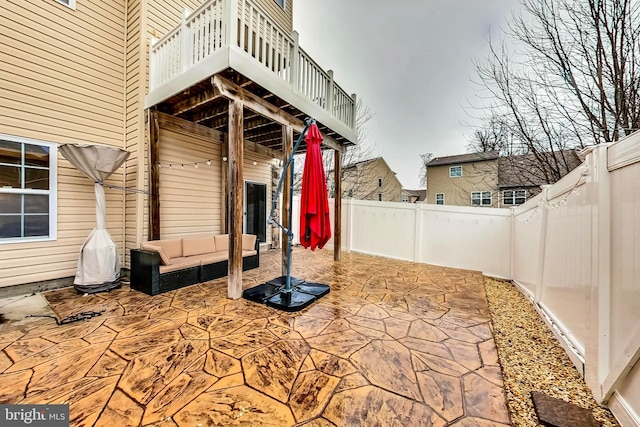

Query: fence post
<box><xmin>181</xmin><ymin>9</ymin><xmax>192</xmax><ymax>71</ymax></box>
<box><xmin>345</xmin><ymin>198</ymin><xmax>352</xmax><ymax>252</ymax></box>
<box><xmin>534</xmin><ymin>186</ymin><xmax>550</xmax><ymax>303</ymax></box>
<box><xmin>290</xmin><ymin>31</ymin><xmax>300</xmax><ymax>89</ymax></box>
<box><xmin>413</xmin><ymin>203</ymin><xmax>422</xmax><ymax>263</ymax></box>
<box><xmin>585</xmin><ymin>145</ymin><xmax>612</xmax><ymax>402</ymax></box>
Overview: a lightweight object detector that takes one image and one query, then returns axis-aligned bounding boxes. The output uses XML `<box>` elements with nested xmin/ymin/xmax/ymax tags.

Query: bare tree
<box><xmin>418</xmin><ymin>153</ymin><xmax>433</xmax><ymax>188</ymax></box>
<box><xmin>296</xmin><ymin>98</ymin><xmax>393</xmax><ymax>199</ymax></box>
<box><xmin>470</xmin><ymin>0</ymin><xmax>640</xmax><ymax>181</ymax></box>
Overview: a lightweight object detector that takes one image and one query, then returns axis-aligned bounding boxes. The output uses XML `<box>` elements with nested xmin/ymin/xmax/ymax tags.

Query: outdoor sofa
<box><xmin>130</xmin><ymin>234</ymin><xmax>259</xmax><ymax>295</ymax></box>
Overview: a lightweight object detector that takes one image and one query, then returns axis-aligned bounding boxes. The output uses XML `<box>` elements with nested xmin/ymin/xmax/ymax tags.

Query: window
<box><xmin>471</xmin><ymin>191</ymin><xmax>492</xmax><ymax>206</ymax></box>
<box><xmin>449</xmin><ymin>166</ymin><xmax>462</xmax><ymax>177</ymax></box>
<box><xmin>55</xmin><ymin>0</ymin><xmax>77</xmax><ymax>9</ymax></box>
<box><xmin>435</xmin><ymin>193</ymin><xmax>444</xmax><ymax>205</ymax></box>
<box><xmin>378</xmin><ymin>177</ymin><xmax>382</xmax><ymax>187</ymax></box>
<box><xmin>0</xmin><ymin>136</ymin><xmax>57</xmax><ymax>242</ymax></box>
<box><xmin>274</xmin><ymin>0</ymin><xmax>285</xmax><ymax>9</ymax></box>
<box><xmin>378</xmin><ymin>193</ymin><xmax>382</xmax><ymax>201</ymax></box>
<box><xmin>503</xmin><ymin>189</ymin><xmax>526</xmax><ymax>206</ymax></box>
<box><xmin>402</xmin><ymin>195</ymin><xmax>409</xmax><ymax>202</ymax></box>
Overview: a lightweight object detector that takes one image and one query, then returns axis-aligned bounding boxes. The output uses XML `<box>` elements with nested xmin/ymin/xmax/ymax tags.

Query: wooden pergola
<box><xmin>147</xmin><ymin>74</ymin><xmax>349</xmax><ymax>298</ymax></box>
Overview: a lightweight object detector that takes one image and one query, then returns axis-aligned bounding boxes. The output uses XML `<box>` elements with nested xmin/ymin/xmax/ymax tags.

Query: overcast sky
<box><xmin>293</xmin><ymin>0</ymin><xmax>519</xmax><ymax>189</ymax></box>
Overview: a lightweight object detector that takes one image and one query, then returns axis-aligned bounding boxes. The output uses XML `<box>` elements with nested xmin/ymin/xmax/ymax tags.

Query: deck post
<box><xmin>334</xmin><ymin>149</ymin><xmax>342</xmax><ymax>261</ymax></box>
<box><xmin>350</xmin><ymin>93</ymin><xmax>357</xmax><ymax>130</ymax></box>
<box><xmin>224</xmin><ymin>0</ymin><xmax>239</xmax><ymax>48</ymax></box>
<box><xmin>148</xmin><ymin>108</ymin><xmax>160</xmax><ymax>240</ymax></box>
<box><xmin>181</xmin><ymin>9</ymin><xmax>192</xmax><ymax>71</ymax></box>
<box><xmin>282</xmin><ymin>125</ymin><xmax>293</xmax><ymax>276</ymax></box>
<box><xmin>326</xmin><ymin>70</ymin><xmax>334</xmax><ymax>114</ymax></box>
<box><xmin>290</xmin><ymin>31</ymin><xmax>300</xmax><ymax>89</ymax></box>
<box><xmin>228</xmin><ymin>99</ymin><xmax>244</xmax><ymax>299</ymax></box>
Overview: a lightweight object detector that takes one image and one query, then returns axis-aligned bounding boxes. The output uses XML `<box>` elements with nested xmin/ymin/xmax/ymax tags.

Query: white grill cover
<box><xmin>59</xmin><ymin>143</ymin><xmax>130</xmax><ymax>289</ymax></box>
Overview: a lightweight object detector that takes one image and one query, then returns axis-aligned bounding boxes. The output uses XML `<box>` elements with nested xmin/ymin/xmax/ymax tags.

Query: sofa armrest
<box><xmin>130</xmin><ymin>249</ymin><xmax>161</xmax><ymax>295</ymax></box>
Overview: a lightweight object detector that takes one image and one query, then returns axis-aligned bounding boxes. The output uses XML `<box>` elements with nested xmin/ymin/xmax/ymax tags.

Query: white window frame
<box><xmin>449</xmin><ymin>166</ymin><xmax>462</xmax><ymax>178</ymax></box>
<box><xmin>502</xmin><ymin>189</ymin><xmax>526</xmax><ymax>206</ymax></box>
<box><xmin>0</xmin><ymin>134</ymin><xmax>58</xmax><ymax>244</ymax></box>
<box><xmin>402</xmin><ymin>195</ymin><xmax>409</xmax><ymax>202</ymax></box>
<box><xmin>274</xmin><ymin>0</ymin><xmax>285</xmax><ymax>10</ymax></box>
<box><xmin>471</xmin><ymin>191</ymin><xmax>492</xmax><ymax>206</ymax></box>
<box><xmin>435</xmin><ymin>193</ymin><xmax>444</xmax><ymax>205</ymax></box>
<box><xmin>378</xmin><ymin>177</ymin><xmax>382</xmax><ymax>187</ymax></box>
<box><xmin>378</xmin><ymin>193</ymin><xmax>382</xmax><ymax>201</ymax></box>
<box><xmin>55</xmin><ymin>0</ymin><xmax>77</xmax><ymax>10</ymax></box>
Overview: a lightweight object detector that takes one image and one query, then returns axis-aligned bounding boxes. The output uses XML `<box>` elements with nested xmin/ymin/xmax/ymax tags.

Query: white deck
<box><xmin>145</xmin><ymin>0</ymin><xmax>357</xmax><ymax>143</ymax></box>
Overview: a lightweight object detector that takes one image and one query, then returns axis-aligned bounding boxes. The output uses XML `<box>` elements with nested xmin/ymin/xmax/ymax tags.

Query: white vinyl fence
<box><xmin>290</xmin><ymin>131</ymin><xmax>640</xmax><ymax>426</ymax></box>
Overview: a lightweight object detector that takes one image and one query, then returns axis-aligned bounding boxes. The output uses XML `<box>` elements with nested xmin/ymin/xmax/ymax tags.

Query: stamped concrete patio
<box><xmin>0</xmin><ymin>248</ymin><xmax>510</xmax><ymax>427</ymax></box>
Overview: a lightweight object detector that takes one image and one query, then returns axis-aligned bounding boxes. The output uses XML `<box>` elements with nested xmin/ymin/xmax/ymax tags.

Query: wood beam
<box><xmin>282</xmin><ymin>125</ymin><xmax>293</xmax><ymax>276</ymax></box>
<box><xmin>191</xmin><ymin>103</ymin><xmax>228</xmax><ymax>123</ymax></box>
<box><xmin>227</xmin><ymin>99</ymin><xmax>244</xmax><ymax>299</ymax></box>
<box><xmin>334</xmin><ymin>149</ymin><xmax>342</xmax><ymax>261</ymax></box>
<box><xmin>212</xmin><ymin>75</ymin><xmax>346</xmax><ymax>153</ymax></box>
<box><xmin>172</xmin><ymin>87</ymin><xmax>223</xmax><ymax>115</ymax></box>
<box><xmin>221</xmin><ymin>134</ymin><xmax>229</xmax><ymax>234</ymax></box>
<box><xmin>149</xmin><ymin>108</ymin><xmax>160</xmax><ymax>240</ymax></box>
<box><xmin>158</xmin><ymin>112</ymin><xmax>223</xmax><ymax>141</ymax></box>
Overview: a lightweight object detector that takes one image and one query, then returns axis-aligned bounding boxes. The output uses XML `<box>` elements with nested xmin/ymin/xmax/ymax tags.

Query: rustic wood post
<box><xmin>282</xmin><ymin>125</ymin><xmax>293</xmax><ymax>276</ymax></box>
<box><xmin>334</xmin><ymin>149</ymin><xmax>342</xmax><ymax>261</ymax></box>
<box><xmin>221</xmin><ymin>134</ymin><xmax>229</xmax><ymax>234</ymax></box>
<box><xmin>148</xmin><ymin>108</ymin><xmax>160</xmax><ymax>240</ymax></box>
<box><xmin>228</xmin><ymin>99</ymin><xmax>244</xmax><ymax>299</ymax></box>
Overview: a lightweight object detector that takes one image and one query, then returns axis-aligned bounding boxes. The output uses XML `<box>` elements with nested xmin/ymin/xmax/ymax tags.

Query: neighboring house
<box><xmin>402</xmin><ymin>189</ymin><xmax>426</xmax><ymax>203</ymax></box>
<box><xmin>425</xmin><ymin>151</ymin><xmax>500</xmax><ymax>207</ymax></box>
<box><xmin>327</xmin><ymin>157</ymin><xmax>403</xmax><ymax>202</ymax></box>
<box><xmin>0</xmin><ymin>0</ymin><xmax>357</xmax><ymax>292</ymax></box>
<box><xmin>425</xmin><ymin>150</ymin><xmax>582</xmax><ymax>208</ymax></box>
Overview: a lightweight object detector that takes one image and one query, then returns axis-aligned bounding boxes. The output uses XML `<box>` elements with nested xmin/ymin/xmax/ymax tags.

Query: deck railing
<box><xmin>149</xmin><ymin>0</ymin><xmax>356</xmax><ymax>130</ymax></box>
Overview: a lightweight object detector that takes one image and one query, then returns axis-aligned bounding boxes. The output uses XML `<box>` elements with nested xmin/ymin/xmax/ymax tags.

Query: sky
<box><xmin>293</xmin><ymin>0</ymin><xmax>520</xmax><ymax>189</ymax></box>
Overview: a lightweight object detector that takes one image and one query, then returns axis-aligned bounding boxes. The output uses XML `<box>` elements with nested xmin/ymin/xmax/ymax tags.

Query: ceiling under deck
<box><xmin>155</xmin><ymin>69</ymin><xmax>354</xmax><ymax>154</ymax></box>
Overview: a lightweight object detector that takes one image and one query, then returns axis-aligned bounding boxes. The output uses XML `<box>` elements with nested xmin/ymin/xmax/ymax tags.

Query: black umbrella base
<box><xmin>242</xmin><ymin>276</ymin><xmax>330</xmax><ymax>312</ymax></box>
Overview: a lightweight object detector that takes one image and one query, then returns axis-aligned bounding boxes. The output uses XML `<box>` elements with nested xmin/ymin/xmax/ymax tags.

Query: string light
<box><xmin>155</xmin><ymin>157</ymin><xmax>263</xmax><ymax>168</ymax></box>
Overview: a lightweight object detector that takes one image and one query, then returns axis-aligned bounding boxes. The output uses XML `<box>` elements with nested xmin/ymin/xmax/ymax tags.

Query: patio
<box><xmin>0</xmin><ymin>248</ymin><xmax>509</xmax><ymax>427</ymax></box>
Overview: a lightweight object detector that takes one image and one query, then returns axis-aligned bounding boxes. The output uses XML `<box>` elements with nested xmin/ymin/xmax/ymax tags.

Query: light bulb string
<box><xmin>156</xmin><ymin>159</ymin><xmax>214</xmax><ymax>168</ymax></box>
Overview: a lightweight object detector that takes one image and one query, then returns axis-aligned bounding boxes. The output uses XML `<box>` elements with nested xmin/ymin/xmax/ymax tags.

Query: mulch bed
<box><xmin>484</xmin><ymin>277</ymin><xmax>619</xmax><ymax>427</ymax></box>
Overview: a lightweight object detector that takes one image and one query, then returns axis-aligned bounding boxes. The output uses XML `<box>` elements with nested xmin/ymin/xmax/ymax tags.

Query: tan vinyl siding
<box><xmin>253</xmin><ymin>0</ymin><xmax>292</xmax><ymax>33</ymax></box>
<box><xmin>158</xmin><ymin>128</ymin><xmax>223</xmax><ymax>238</ymax></box>
<box><xmin>426</xmin><ymin>160</ymin><xmax>499</xmax><ymax>207</ymax></box>
<box><xmin>0</xmin><ymin>0</ymin><xmax>126</xmax><ymax>288</ymax></box>
<box><xmin>124</xmin><ymin>0</ymin><xmax>145</xmax><ymax>267</ymax></box>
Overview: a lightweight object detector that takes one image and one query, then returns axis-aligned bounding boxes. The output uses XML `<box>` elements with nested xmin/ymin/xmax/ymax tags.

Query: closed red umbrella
<box><xmin>299</xmin><ymin>123</ymin><xmax>331</xmax><ymax>250</ymax></box>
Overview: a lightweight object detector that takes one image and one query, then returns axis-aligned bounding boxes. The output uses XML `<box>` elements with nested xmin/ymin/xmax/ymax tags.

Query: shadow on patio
<box><xmin>0</xmin><ymin>248</ymin><xmax>509</xmax><ymax>427</ymax></box>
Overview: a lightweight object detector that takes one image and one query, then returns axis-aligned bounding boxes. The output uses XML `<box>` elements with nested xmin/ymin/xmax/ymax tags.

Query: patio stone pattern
<box><xmin>0</xmin><ymin>248</ymin><xmax>510</xmax><ymax>426</ymax></box>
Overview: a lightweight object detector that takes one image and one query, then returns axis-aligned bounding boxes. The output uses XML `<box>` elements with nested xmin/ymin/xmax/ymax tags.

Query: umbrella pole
<box><xmin>267</xmin><ymin>119</ymin><xmax>314</xmax><ymax>291</ymax></box>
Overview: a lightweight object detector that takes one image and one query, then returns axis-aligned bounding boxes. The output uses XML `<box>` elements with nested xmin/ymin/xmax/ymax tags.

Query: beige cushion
<box><xmin>242</xmin><ymin>249</ymin><xmax>257</xmax><ymax>257</ymax></box>
<box><xmin>142</xmin><ymin>244</ymin><xmax>172</xmax><ymax>266</ymax></box>
<box><xmin>146</xmin><ymin>239</ymin><xmax>182</xmax><ymax>258</ymax></box>
<box><xmin>159</xmin><ymin>257</ymin><xmax>201</xmax><ymax>274</ymax></box>
<box><xmin>183</xmin><ymin>236</ymin><xmax>216</xmax><ymax>257</ymax></box>
<box><xmin>214</xmin><ymin>234</ymin><xmax>229</xmax><ymax>252</ymax></box>
<box><xmin>189</xmin><ymin>252</ymin><xmax>228</xmax><ymax>264</ymax></box>
<box><xmin>242</xmin><ymin>234</ymin><xmax>257</xmax><ymax>251</ymax></box>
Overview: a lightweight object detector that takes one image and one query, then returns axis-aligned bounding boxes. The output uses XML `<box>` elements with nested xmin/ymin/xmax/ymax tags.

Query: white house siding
<box><xmin>0</xmin><ymin>0</ymin><xmax>126</xmax><ymax>288</ymax></box>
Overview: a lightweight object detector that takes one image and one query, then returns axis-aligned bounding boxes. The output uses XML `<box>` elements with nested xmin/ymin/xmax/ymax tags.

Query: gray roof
<box><xmin>426</xmin><ymin>151</ymin><xmax>499</xmax><ymax>166</ymax></box>
<box><xmin>497</xmin><ymin>150</ymin><xmax>583</xmax><ymax>188</ymax></box>
<box><xmin>403</xmin><ymin>189</ymin><xmax>426</xmax><ymax>201</ymax></box>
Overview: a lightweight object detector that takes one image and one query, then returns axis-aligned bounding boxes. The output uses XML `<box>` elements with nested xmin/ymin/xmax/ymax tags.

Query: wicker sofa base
<box><xmin>131</xmin><ymin>246</ymin><xmax>259</xmax><ymax>296</ymax></box>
